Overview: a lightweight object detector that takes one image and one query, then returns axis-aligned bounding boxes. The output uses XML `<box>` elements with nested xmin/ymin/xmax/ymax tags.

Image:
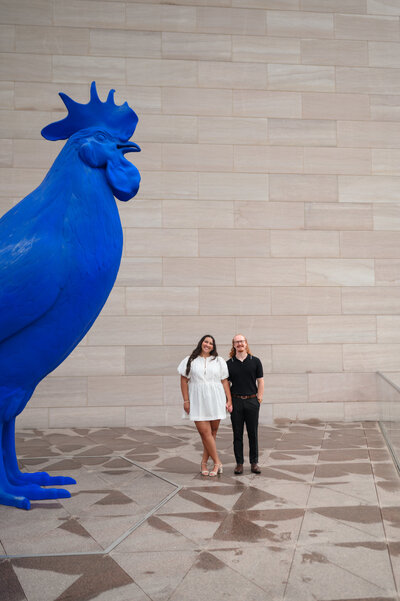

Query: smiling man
<box><xmin>227</xmin><ymin>334</ymin><xmax>264</xmax><ymax>475</ymax></box>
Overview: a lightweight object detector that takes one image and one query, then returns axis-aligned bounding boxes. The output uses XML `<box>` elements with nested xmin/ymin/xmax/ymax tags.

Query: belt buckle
<box><xmin>240</xmin><ymin>395</ymin><xmax>247</xmax><ymax>399</ymax></box>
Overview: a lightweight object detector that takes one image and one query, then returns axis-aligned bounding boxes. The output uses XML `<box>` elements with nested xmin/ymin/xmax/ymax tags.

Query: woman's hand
<box><xmin>226</xmin><ymin>402</ymin><xmax>233</xmax><ymax>413</ymax></box>
<box><xmin>183</xmin><ymin>400</ymin><xmax>190</xmax><ymax>414</ymax></box>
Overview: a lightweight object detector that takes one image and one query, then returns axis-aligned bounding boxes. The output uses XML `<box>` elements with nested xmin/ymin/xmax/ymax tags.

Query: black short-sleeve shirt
<box><xmin>227</xmin><ymin>355</ymin><xmax>263</xmax><ymax>396</ymax></box>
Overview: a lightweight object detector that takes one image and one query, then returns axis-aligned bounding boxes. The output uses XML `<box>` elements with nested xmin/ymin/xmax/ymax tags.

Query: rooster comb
<box><xmin>41</xmin><ymin>81</ymin><xmax>138</xmax><ymax>142</ymax></box>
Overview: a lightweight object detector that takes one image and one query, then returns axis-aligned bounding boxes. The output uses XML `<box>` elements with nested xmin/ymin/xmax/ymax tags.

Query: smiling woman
<box><xmin>178</xmin><ymin>334</ymin><xmax>232</xmax><ymax>478</ymax></box>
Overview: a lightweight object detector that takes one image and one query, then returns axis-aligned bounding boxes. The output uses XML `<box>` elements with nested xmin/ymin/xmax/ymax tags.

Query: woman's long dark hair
<box><xmin>186</xmin><ymin>334</ymin><xmax>218</xmax><ymax>376</ymax></box>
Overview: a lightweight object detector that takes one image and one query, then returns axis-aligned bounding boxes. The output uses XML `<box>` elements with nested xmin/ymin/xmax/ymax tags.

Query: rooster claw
<box><xmin>0</xmin><ymin>490</ymin><xmax>31</xmax><ymax>510</ymax></box>
<box><xmin>12</xmin><ymin>471</ymin><xmax>76</xmax><ymax>487</ymax></box>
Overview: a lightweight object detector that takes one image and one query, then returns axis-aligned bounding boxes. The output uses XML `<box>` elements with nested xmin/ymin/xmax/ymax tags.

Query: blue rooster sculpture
<box><xmin>0</xmin><ymin>82</ymin><xmax>141</xmax><ymax>510</ymax></box>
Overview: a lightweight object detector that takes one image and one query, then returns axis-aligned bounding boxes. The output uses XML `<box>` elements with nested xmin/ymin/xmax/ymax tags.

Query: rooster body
<box><xmin>0</xmin><ymin>83</ymin><xmax>140</xmax><ymax>509</ymax></box>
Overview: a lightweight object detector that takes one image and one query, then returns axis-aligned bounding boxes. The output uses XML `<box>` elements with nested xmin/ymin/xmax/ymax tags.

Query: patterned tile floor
<box><xmin>1</xmin><ymin>421</ymin><xmax>400</xmax><ymax>601</ymax></box>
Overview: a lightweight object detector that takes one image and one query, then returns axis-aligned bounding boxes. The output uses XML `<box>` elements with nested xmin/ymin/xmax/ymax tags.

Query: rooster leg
<box><xmin>0</xmin><ymin>422</ymin><xmax>30</xmax><ymax>510</ymax></box>
<box><xmin>3</xmin><ymin>418</ymin><xmax>76</xmax><ymax>492</ymax></box>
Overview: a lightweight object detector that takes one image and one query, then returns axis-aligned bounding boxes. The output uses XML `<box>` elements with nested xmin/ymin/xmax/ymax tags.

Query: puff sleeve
<box><xmin>177</xmin><ymin>356</ymin><xmax>190</xmax><ymax>378</ymax></box>
<box><xmin>218</xmin><ymin>357</ymin><xmax>229</xmax><ymax>380</ymax></box>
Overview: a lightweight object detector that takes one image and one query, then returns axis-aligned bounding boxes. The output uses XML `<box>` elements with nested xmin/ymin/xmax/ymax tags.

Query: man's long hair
<box><xmin>186</xmin><ymin>334</ymin><xmax>218</xmax><ymax>376</ymax></box>
<box><xmin>229</xmin><ymin>334</ymin><xmax>252</xmax><ymax>359</ymax></box>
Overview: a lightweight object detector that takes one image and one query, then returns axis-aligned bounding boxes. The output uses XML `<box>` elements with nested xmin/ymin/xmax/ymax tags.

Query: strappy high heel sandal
<box><xmin>209</xmin><ymin>463</ymin><xmax>223</xmax><ymax>477</ymax></box>
<box><xmin>200</xmin><ymin>462</ymin><xmax>209</xmax><ymax>476</ymax></box>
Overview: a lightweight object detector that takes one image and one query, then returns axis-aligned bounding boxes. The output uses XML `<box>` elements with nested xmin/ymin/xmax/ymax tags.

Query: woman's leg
<box><xmin>201</xmin><ymin>419</ymin><xmax>221</xmax><ymax>464</ymax></box>
<box><xmin>195</xmin><ymin>421</ymin><xmax>220</xmax><ymax>466</ymax></box>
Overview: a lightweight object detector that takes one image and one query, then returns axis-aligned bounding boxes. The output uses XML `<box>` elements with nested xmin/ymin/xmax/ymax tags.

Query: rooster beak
<box><xmin>117</xmin><ymin>142</ymin><xmax>141</xmax><ymax>154</ymax></box>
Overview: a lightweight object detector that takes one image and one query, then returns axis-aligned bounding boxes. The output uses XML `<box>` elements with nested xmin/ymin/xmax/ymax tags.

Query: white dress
<box><xmin>177</xmin><ymin>355</ymin><xmax>229</xmax><ymax>421</ymax></box>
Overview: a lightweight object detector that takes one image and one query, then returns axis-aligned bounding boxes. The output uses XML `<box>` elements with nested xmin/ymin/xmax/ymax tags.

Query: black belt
<box><xmin>232</xmin><ymin>394</ymin><xmax>257</xmax><ymax>399</ymax></box>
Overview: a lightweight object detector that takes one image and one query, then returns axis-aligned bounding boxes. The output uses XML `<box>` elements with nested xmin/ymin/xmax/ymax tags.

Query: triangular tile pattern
<box><xmin>0</xmin><ymin>422</ymin><xmax>398</xmax><ymax>601</ymax></box>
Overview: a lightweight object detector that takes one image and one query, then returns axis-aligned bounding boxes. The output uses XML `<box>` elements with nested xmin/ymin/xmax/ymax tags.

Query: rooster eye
<box><xmin>95</xmin><ymin>132</ymin><xmax>106</xmax><ymax>142</ymax></box>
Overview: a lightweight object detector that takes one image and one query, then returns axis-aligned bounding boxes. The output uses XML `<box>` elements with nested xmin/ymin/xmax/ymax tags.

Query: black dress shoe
<box><xmin>234</xmin><ymin>464</ymin><xmax>243</xmax><ymax>474</ymax></box>
<box><xmin>251</xmin><ymin>463</ymin><xmax>261</xmax><ymax>474</ymax></box>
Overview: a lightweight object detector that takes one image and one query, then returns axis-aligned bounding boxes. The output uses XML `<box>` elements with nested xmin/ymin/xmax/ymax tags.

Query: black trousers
<box><xmin>230</xmin><ymin>396</ymin><xmax>260</xmax><ymax>465</ymax></box>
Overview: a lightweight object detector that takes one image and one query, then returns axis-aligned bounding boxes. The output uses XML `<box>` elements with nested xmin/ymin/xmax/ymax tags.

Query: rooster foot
<box><xmin>11</xmin><ymin>471</ymin><xmax>76</xmax><ymax>487</ymax></box>
<box><xmin>0</xmin><ymin>489</ymin><xmax>30</xmax><ymax>510</ymax></box>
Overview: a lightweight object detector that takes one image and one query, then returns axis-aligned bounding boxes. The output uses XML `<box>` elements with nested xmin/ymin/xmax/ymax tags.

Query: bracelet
<box><xmin>183</xmin><ymin>400</ymin><xmax>190</xmax><ymax>403</ymax></box>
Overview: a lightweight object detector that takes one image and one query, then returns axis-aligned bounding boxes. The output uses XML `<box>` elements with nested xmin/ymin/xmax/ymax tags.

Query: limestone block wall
<box><xmin>1</xmin><ymin>0</ymin><xmax>399</xmax><ymax>427</ymax></box>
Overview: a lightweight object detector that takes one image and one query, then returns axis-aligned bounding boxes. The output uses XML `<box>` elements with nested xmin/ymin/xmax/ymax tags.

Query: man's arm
<box><xmin>256</xmin><ymin>377</ymin><xmax>264</xmax><ymax>403</ymax></box>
